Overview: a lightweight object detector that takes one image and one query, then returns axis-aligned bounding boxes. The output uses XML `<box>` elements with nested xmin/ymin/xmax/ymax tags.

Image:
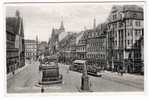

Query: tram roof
<box><xmin>73</xmin><ymin>60</ymin><xmax>86</xmax><ymax>64</ymax></box>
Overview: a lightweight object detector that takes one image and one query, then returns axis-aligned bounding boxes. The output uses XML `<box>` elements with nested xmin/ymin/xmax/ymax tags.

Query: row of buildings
<box><xmin>6</xmin><ymin>11</ymin><xmax>25</xmax><ymax>74</ymax></box>
<box><xmin>24</xmin><ymin>37</ymin><xmax>48</xmax><ymax>61</ymax></box>
<box><xmin>6</xmin><ymin>10</ymin><xmax>49</xmax><ymax>74</ymax></box>
<box><xmin>48</xmin><ymin>5</ymin><xmax>144</xmax><ymax>74</ymax></box>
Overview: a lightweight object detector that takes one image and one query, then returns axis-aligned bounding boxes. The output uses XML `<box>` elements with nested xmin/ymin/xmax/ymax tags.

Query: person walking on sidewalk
<box><xmin>41</xmin><ymin>86</ymin><xmax>44</xmax><ymax>93</ymax></box>
<box><xmin>120</xmin><ymin>66</ymin><xmax>124</xmax><ymax>76</ymax></box>
<box><xmin>67</xmin><ymin>67</ymin><xmax>69</xmax><ymax>74</ymax></box>
<box><xmin>117</xmin><ymin>66</ymin><xmax>120</xmax><ymax>75</ymax></box>
<box><xmin>12</xmin><ymin>63</ymin><xmax>16</xmax><ymax>75</ymax></box>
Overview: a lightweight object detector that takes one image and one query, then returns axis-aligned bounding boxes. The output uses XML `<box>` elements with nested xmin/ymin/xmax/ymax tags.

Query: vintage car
<box><xmin>39</xmin><ymin>56</ymin><xmax>63</xmax><ymax>85</ymax></box>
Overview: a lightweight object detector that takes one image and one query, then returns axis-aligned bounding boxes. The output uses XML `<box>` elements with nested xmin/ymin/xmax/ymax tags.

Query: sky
<box><xmin>5</xmin><ymin>2</ymin><xmax>144</xmax><ymax>42</ymax></box>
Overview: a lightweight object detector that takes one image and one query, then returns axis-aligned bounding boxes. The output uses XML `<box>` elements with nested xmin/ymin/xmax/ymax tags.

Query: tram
<box><xmin>69</xmin><ymin>60</ymin><xmax>101</xmax><ymax>77</ymax></box>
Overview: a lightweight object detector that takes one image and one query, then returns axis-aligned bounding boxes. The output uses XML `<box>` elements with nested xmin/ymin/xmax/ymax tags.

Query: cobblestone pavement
<box><xmin>7</xmin><ymin>62</ymin><xmax>144</xmax><ymax>93</ymax></box>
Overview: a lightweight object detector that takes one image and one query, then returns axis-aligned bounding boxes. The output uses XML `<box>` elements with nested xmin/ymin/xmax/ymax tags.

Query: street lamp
<box><xmin>120</xmin><ymin>11</ymin><xmax>125</xmax><ymax>74</ymax></box>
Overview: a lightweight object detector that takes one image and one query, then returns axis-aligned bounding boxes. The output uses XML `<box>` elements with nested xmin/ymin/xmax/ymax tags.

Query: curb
<box><xmin>7</xmin><ymin>64</ymin><xmax>29</xmax><ymax>80</ymax></box>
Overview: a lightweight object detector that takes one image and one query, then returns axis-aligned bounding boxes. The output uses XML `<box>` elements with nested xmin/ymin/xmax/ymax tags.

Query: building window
<box><xmin>126</xmin><ymin>20</ymin><xmax>133</xmax><ymax>26</ymax></box>
<box><xmin>113</xmin><ymin>14</ymin><xmax>117</xmax><ymax>20</ymax></box>
<box><xmin>127</xmin><ymin>30</ymin><xmax>130</xmax><ymax>36</ymax></box>
<box><xmin>115</xmin><ymin>41</ymin><xmax>117</xmax><ymax>46</ymax></box>
<box><xmin>135</xmin><ymin>29</ymin><xmax>141</xmax><ymax>36</ymax></box>
<box><xmin>135</xmin><ymin>20</ymin><xmax>141</xmax><ymax>27</ymax></box>
<box><xmin>119</xmin><ymin>22</ymin><xmax>123</xmax><ymax>28</ymax></box>
<box><xmin>128</xmin><ymin>40</ymin><xmax>130</xmax><ymax>45</ymax></box>
<box><xmin>133</xmin><ymin>14</ymin><xmax>137</xmax><ymax>19</ymax></box>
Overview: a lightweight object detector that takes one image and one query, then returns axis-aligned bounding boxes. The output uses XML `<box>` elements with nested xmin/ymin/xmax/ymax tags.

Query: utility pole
<box><xmin>36</xmin><ymin>35</ymin><xmax>39</xmax><ymax>60</ymax></box>
<box><xmin>122</xmin><ymin>10</ymin><xmax>125</xmax><ymax>74</ymax></box>
<box><xmin>16</xmin><ymin>10</ymin><xmax>22</xmax><ymax>68</ymax></box>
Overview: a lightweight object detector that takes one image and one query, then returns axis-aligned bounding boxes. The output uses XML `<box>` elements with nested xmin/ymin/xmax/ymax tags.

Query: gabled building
<box><xmin>48</xmin><ymin>20</ymin><xmax>65</xmax><ymax>56</ymax></box>
<box><xmin>76</xmin><ymin>31</ymin><xmax>87</xmax><ymax>60</ymax></box>
<box><xmin>58</xmin><ymin>32</ymin><xmax>77</xmax><ymax>64</ymax></box>
<box><xmin>6</xmin><ymin>10</ymin><xmax>25</xmax><ymax>74</ymax></box>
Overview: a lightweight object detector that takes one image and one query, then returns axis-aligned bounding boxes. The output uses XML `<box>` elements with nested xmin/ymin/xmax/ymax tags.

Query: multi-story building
<box><xmin>85</xmin><ymin>22</ymin><xmax>107</xmax><ymax>69</ymax></box>
<box><xmin>58</xmin><ymin>32</ymin><xmax>77</xmax><ymax>64</ymax></box>
<box><xmin>24</xmin><ymin>39</ymin><xmax>38</xmax><ymax>60</ymax></box>
<box><xmin>129</xmin><ymin>34</ymin><xmax>144</xmax><ymax>73</ymax></box>
<box><xmin>76</xmin><ymin>31</ymin><xmax>87</xmax><ymax>60</ymax></box>
<box><xmin>38</xmin><ymin>41</ymin><xmax>48</xmax><ymax>56</ymax></box>
<box><xmin>6</xmin><ymin>10</ymin><xmax>25</xmax><ymax>74</ymax></box>
<box><xmin>106</xmin><ymin>5</ymin><xmax>144</xmax><ymax>73</ymax></box>
<box><xmin>68</xmin><ymin>33</ymin><xmax>78</xmax><ymax>62</ymax></box>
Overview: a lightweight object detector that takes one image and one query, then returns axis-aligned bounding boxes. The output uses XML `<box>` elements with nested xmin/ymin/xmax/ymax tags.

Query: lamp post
<box><xmin>121</xmin><ymin>11</ymin><xmax>125</xmax><ymax>74</ymax></box>
<box><xmin>80</xmin><ymin>32</ymin><xmax>90</xmax><ymax>91</ymax></box>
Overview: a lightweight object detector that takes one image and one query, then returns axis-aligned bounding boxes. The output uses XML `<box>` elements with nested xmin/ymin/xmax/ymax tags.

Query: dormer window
<box><xmin>133</xmin><ymin>13</ymin><xmax>137</xmax><ymax>19</ymax></box>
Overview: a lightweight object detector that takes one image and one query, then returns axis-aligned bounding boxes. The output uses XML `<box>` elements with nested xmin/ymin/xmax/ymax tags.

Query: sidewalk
<box><xmin>7</xmin><ymin>63</ymin><xmax>29</xmax><ymax>80</ymax></box>
<box><xmin>102</xmin><ymin>71</ymin><xmax>144</xmax><ymax>81</ymax></box>
<box><xmin>101</xmin><ymin>71</ymin><xmax>144</xmax><ymax>90</ymax></box>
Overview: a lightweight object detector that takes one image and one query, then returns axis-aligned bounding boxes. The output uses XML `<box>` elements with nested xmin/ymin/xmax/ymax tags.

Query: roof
<box><xmin>76</xmin><ymin>32</ymin><xmax>84</xmax><ymax>44</ymax></box>
<box><xmin>46</xmin><ymin>55</ymin><xmax>57</xmax><ymax>60</ymax></box>
<box><xmin>123</xmin><ymin>5</ymin><xmax>143</xmax><ymax>12</ymax></box>
<box><xmin>107</xmin><ymin>5</ymin><xmax>144</xmax><ymax>23</ymax></box>
<box><xmin>6</xmin><ymin>17</ymin><xmax>17</xmax><ymax>34</ymax></box>
<box><xmin>73</xmin><ymin>60</ymin><xmax>86</xmax><ymax>64</ymax></box>
<box><xmin>6</xmin><ymin>16</ymin><xmax>24</xmax><ymax>36</ymax></box>
<box><xmin>24</xmin><ymin>39</ymin><xmax>36</xmax><ymax>43</ymax></box>
<box><xmin>59</xmin><ymin>32</ymin><xmax>71</xmax><ymax>42</ymax></box>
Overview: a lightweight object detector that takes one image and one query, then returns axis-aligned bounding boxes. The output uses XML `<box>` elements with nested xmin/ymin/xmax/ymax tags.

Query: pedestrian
<box><xmin>67</xmin><ymin>67</ymin><xmax>69</xmax><ymax>73</ymax></box>
<box><xmin>117</xmin><ymin>66</ymin><xmax>120</xmax><ymax>75</ymax></box>
<box><xmin>12</xmin><ymin>65</ymin><xmax>15</xmax><ymax>75</ymax></box>
<box><xmin>120</xmin><ymin>68</ymin><xmax>124</xmax><ymax>76</ymax></box>
<box><xmin>41</xmin><ymin>86</ymin><xmax>44</xmax><ymax>93</ymax></box>
<box><xmin>89</xmin><ymin>80</ymin><xmax>92</xmax><ymax>88</ymax></box>
<box><xmin>118</xmin><ymin>66</ymin><xmax>123</xmax><ymax>76</ymax></box>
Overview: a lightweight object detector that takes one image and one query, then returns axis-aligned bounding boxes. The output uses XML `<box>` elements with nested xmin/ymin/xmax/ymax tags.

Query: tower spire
<box><xmin>59</xmin><ymin>16</ymin><xmax>65</xmax><ymax>32</ymax></box>
<box><xmin>36</xmin><ymin>35</ymin><xmax>39</xmax><ymax>60</ymax></box>
<box><xmin>93</xmin><ymin>17</ymin><xmax>96</xmax><ymax>29</ymax></box>
<box><xmin>16</xmin><ymin>10</ymin><xmax>20</xmax><ymax>17</ymax></box>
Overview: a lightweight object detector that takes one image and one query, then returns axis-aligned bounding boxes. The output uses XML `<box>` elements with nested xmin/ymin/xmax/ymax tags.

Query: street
<box><xmin>7</xmin><ymin>61</ymin><xmax>144</xmax><ymax>93</ymax></box>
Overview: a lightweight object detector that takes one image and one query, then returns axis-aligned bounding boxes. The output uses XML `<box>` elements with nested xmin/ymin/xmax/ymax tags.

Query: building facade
<box><xmin>24</xmin><ymin>39</ymin><xmax>38</xmax><ymax>60</ymax></box>
<box><xmin>6</xmin><ymin>10</ymin><xmax>25</xmax><ymax>74</ymax></box>
<box><xmin>58</xmin><ymin>32</ymin><xmax>77</xmax><ymax>64</ymax></box>
<box><xmin>83</xmin><ymin>22</ymin><xmax>107</xmax><ymax>69</ymax></box>
<box><xmin>106</xmin><ymin>5</ymin><xmax>144</xmax><ymax>73</ymax></box>
<box><xmin>76</xmin><ymin>31</ymin><xmax>87</xmax><ymax>60</ymax></box>
<box><xmin>86</xmin><ymin>32</ymin><xmax>107</xmax><ymax>69</ymax></box>
<box><xmin>39</xmin><ymin>41</ymin><xmax>48</xmax><ymax>56</ymax></box>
